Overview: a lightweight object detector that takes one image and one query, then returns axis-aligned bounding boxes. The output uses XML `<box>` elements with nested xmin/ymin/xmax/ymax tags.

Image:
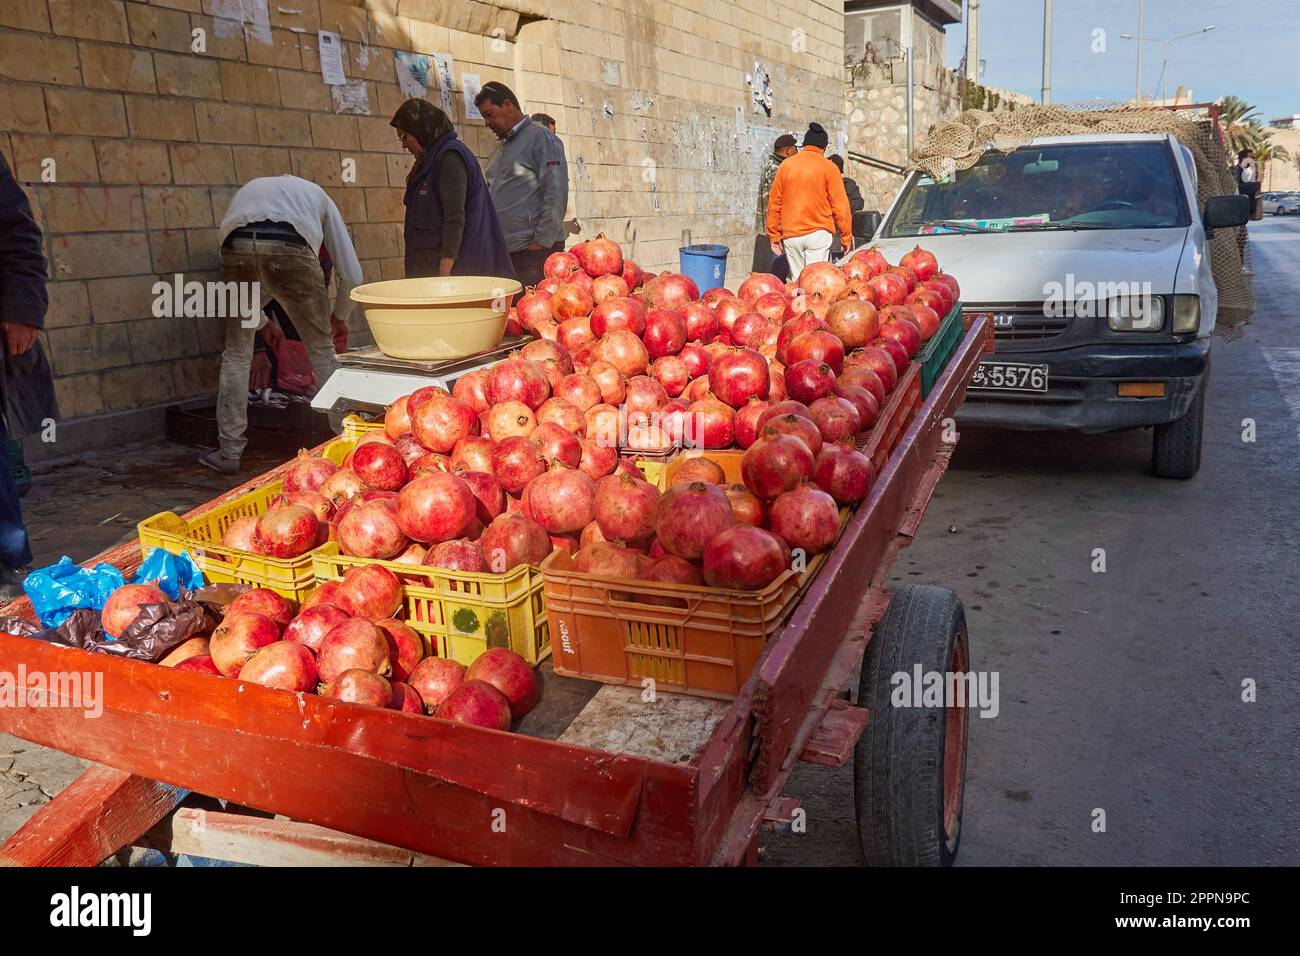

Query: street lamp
<box><xmin>1120</xmin><ymin>25</ymin><xmax>1216</xmax><ymax>103</ymax></box>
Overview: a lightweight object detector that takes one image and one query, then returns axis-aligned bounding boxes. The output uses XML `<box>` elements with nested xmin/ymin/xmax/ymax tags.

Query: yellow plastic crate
<box><xmin>137</xmin><ymin>440</ymin><xmax>355</xmax><ymax>603</ymax></box>
<box><xmin>339</xmin><ymin>414</ymin><xmax>385</xmax><ymax>440</ymax></box>
<box><xmin>311</xmin><ymin>542</ymin><xmax>550</xmax><ymax>668</ymax></box>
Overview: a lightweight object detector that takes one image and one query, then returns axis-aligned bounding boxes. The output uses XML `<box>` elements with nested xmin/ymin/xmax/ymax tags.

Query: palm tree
<box><xmin>1218</xmin><ymin>95</ymin><xmax>1262</xmax><ymax>157</ymax></box>
<box><xmin>1252</xmin><ymin>139</ymin><xmax>1292</xmax><ymax>190</ymax></box>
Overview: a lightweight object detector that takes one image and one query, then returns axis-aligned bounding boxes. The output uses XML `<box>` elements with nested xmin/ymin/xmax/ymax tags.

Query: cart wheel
<box><xmin>853</xmin><ymin>585</ymin><xmax>969</xmax><ymax>866</ymax></box>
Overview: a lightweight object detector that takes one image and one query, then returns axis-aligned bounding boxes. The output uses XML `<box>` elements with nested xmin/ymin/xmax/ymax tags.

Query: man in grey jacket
<box><xmin>476</xmin><ymin>82</ymin><xmax>568</xmax><ymax>287</ymax></box>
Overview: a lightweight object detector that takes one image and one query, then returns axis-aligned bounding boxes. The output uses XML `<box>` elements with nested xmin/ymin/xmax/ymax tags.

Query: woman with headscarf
<box><xmin>390</xmin><ymin>99</ymin><xmax>514</xmax><ymax>279</ymax></box>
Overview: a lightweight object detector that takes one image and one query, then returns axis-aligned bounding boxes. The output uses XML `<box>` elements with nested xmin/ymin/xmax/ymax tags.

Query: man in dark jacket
<box><xmin>828</xmin><ymin>154</ymin><xmax>865</xmax><ymax>213</ymax></box>
<box><xmin>0</xmin><ymin>153</ymin><xmax>58</xmax><ymax>600</ymax></box>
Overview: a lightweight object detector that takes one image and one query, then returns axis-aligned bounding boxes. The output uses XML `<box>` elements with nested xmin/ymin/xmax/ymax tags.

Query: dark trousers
<box><xmin>510</xmin><ymin>241</ymin><xmax>564</xmax><ymax>289</ymax></box>
<box><xmin>0</xmin><ymin>416</ymin><xmax>32</xmax><ymax>567</ymax></box>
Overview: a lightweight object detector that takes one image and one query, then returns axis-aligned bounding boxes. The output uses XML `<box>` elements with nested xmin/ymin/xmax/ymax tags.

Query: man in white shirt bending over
<box><xmin>202</xmin><ymin>175</ymin><xmax>363</xmax><ymax>474</ymax></box>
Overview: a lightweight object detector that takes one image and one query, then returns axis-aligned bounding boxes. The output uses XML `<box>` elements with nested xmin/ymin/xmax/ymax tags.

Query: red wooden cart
<box><xmin>0</xmin><ymin>319</ymin><xmax>989</xmax><ymax>868</ymax></box>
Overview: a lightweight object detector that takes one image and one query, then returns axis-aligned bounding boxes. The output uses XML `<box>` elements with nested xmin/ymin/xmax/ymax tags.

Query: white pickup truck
<box><xmin>863</xmin><ymin>132</ymin><xmax>1249</xmax><ymax>478</ymax></box>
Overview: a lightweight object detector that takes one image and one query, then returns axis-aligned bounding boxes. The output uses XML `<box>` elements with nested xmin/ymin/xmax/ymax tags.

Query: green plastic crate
<box><xmin>918</xmin><ymin>300</ymin><xmax>964</xmax><ymax>397</ymax></box>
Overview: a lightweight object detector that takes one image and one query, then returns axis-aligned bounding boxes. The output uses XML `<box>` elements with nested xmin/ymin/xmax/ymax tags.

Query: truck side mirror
<box><xmin>853</xmin><ymin>210</ymin><xmax>881</xmax><ymax>241</ymax></box>
<box><xmin>1203</xmin><ymin>194</ymin><xmax>1250</xmax><ymax>237</ymax></box>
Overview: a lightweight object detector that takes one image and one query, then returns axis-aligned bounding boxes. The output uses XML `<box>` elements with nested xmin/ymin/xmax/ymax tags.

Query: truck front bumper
<box><xmin>957</xmin><ymin>338</ymin><xmax>1209</xmax><ymax>433</ymax></box>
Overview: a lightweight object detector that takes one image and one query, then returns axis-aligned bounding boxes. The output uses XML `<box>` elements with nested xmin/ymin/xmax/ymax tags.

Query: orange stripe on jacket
<box><xmin>765</xmin><ymin>145</ymin><xmax>853</xmax><ymax>251</ymax></box>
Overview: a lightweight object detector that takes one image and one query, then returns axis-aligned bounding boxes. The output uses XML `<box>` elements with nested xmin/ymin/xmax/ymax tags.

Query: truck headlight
<box><xmin>1106</xmin><ymin>294</ymin><xmax>1164</xmax><ymax>332</ymax></box>
<box><xmin>1171</xmin><ymin>294</ymin><xmax>1200</xmax><ymax>333</ymax></box>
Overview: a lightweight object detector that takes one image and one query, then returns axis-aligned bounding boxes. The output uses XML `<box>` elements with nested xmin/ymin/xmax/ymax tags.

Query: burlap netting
<box><xmin>911</xmin><ymin>106</ymin><xmax>1254</xmax><ymax>328</ymax></box>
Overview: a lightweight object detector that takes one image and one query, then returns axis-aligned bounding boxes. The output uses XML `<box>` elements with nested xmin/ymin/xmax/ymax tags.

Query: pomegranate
<box><xmin>389</xmin><ymin>681</ymin><xmax>425</xmax><ymax>713</ymax></box>
<box><xmin>575</xmin><ymin>232</ymin><xmax>622</xmax><ymax>277</ymax></box>
<box><xmin>590</xmin><ymin>296</ymin><xmax>645</xmax><ymax>338</ymax></box>
<box><xmin>920</xmin><ymin>278</ymin><xmax>955</xmax><ymax>314</ymax></box>
<box><xmin>424</xmin><ymin>537</ymin><xmax>488</xmax><ymax>573</ymax></box>
<box><xmin>871</xmin><ymin>337</ymin><xmax>910</xmax><ymax>376</ymax></box>
<box><xmin>535</xmin><ymin>276</ymin><xmax>561</xmax><ymax>298</ymax></box>
<box><xmin>226</xmin><ymin>588</ymin><xmax>294</xmax><ymax>628</ymax></box>
<box><xmin>521</xmin><ymin>338</ymin><xmax>574</xmax><ymax>374</ymax></box>
<box><xmin>624</xmin><ymin>376</ymin><xmax>667</xmax><ymax>415</ymax></box>
<box><xmin>209</xmin><ymin>611</ymin><xmax>281</xmax><ymax>677</ymax></box>
<box><xmin>708</xmin><ymin>347</ymin><xmax>770</xmax><ymax>409</ymax></box>
<box><xmin>722</xmin><ymin>483</ymin><xmax>765</xmax><ymax>527</ymax></box>
<box><xmin>318</xmin><ymin>617</ymin><xmax>391</xmax><ymax>681</ymax></box>
<box><xmin>238</xmin><ymin>641</ymin><xmax>318</xmax><ymax>692</ymax></box>
<box><xmin>350</xmin><ymin>442</ymin><xmax>408</xmax><ymax>492</ymax></box>
<box><xmin>302</xmin><ymin>580</ymin><xmax>346</xmax><ymax>611</ymax></box>
<box><xmin>641</xmin><ymin>272</ymin><xmax>699</xmax><ymax>311</ymax></box>
<box><xmin>526</xmin><ymin>466</ymin><xmax>596</xmax><ymax>533</ymax></box>
<box><xmin>544</xmin><ymin>250</ymin><xmax>581</xmax><ymax>280</ymax></box>
<box><xmin>681</xmin><ymin>303</ymin><xmax>718</xmax><ymax>343</ymax></box>
<box><xmin>390</xmin><ymin>434</ymin><xmax>426</xmax><ymax>468</ymax></box>
<box><xmin>753</xmin><ymin>290</ymin><xmax>790</xmax><ymax>322</ymax></box>
<box><xmin>320</xmin><ymin>468</ymin><xmax>368</xmax><ymax>507</ymax></box>
<box><xmin>814</xmin><ymin>445</ymin><xmax>873</xmax><ymax>504</ymax></box>
<box><xmin>737</xmin><ymin>272</ymin><xmax>785</xmax><ymax>307</ymax></box>
<box><xmin>485</xmin><ymin>401</ymin><xmax>537</xmax><ymax>440</ymax></box>
<box><xmin>834</xmin><ymin>383</ymin><xmax>881</xmax><ymax>431</ymax></box>
<box><xmin>466</xmin><ymin>648</ymin><xmax>539</xmax><ymax>719</ymax></box>
<box><xmin>797</xmin><ymin>262</ymin><xmax>848</xmax><ymax>301</ymax></box>
<box><xmin>336</xmin><ymin>564</ymin><xmax>403</xmax><ymax>620</ymax></box>
<box><xmin>784</xmin><ymin>330</ymin><xmax>845</xmax><ymax>374</ymax></box>
<box><xmin>624</xmin><ymin>410</ymin><xmax>670</xmax><ymax>451</ymax></box>
<box><xmin>593</xmin><ymin>472</ymin><xmax>660</xmax><ymax>542</ymax></box>
<box><xmin>899</xmin><ymin>245</ymin><xmax>938</xmax><ymax>282</ymax></box>
<box><xmin>397</xmin><ymin>473</ymin><xmax>477</xmax><ymax>544</ymax></box>
<box><xmin>684</xmin><ymin>397</ymin><xmax>735</xmax><ymax>449</ymax></box>
<box><xmin>550</xmin><ymin>281</ymin><xmax>594</xmax><ymax>321</ymax></box>
<box><xmin>282</xmin><ymin>449</ymin><xmax>337</xmax><ymax>494</ymax></box>
<box><xmin>852</xmin><ymin>247</ymin><xmax>890</xmax><ymax>277</ymax></box>
<box><xmin>578</xmin><ymin>436</ymin><xmax>619</xmax><ymax>479</ymax></box>
<box><xmin>651</xmin><ymin>355</ymin><xmax>690</xmax><ymax>397</ymax></box>
<box><xmin>621</xmin><ymin>258</ymin><xmax>644</xmax><ymax>292</ymax></box>
<box><xmin>447</xmin><ymin>436</ymin><xmax>495</xmax><ymax>474</ymax></box>
<box><xmin>514</xmin><ymin>289</ymin><xmax>553</xmax><ymax>332</ymax></box>
<box><xmin>221</xmin><ymin>515</ymin><xmax>259</xmax><ymax>550</ymax></box>
<box><xmin>907</xmin><ymin>301</ymin><xmax>941</xmax><ymax>341</ymax></box>
<box><xmin>761</xmin><ymin>413</ymin><xmax>823</xmax><ymax>458</ymax></box>
<box><xmin>406</xmin><ymin>385</ymin><xmax>446</xmax><ymax>418</ymax></box>
<box><xmin>253</xmin><ymin>504</ymin><xmax>319</xmax><ymax>558</ymax></box>
<box><xmin>678</xmin><ymin>343</ymin><xmax>711</xmax><ymax>379</ymax></box>
<box><xmin>285</xmin><ymin>604</ymin><xmax>351</xmax><ymax>653</ymax></box>
<box><xmin>487</xmin><ymin>356</ymin><xmax>551</xmax><ymax>410</ymax></box>
<box><xmin>784</xmin><ymin>360</ymin><xmax>837</xmax><ymax>404</ymax></box>
<box><xmin>596</xmin><ymin>329</ymin><xmax>649</xmax><ymax>377</ymax></box>
<box><xmin>574</xmin><ymin>540</ymin><xmax>643</xmax><ymax>577</ymax></box>
<box><xmin>408</xmin><ymin>453</ymin><xmax>452</xmax><ymax>479</ymax></box>
<box><xmin>653</xmin><ymin>481</ymin><xmax>734</xmax><ymax>559</ymax></box>
<box><xmin>322</xmin><ymin>668</ymin><xmax>392</xmax><ymax>708</ymax></box>
<box><xmin>682</xmin><ymin>376</ymin><xmax>712</xmax><ymax>403</ymax></box>
<box><xmin>730</xmin><ymin>397</ymin><xmax>769</xmax><ymax>449</ymax></box>
<box><xmin>375</xmin><ymin>618</ymin><xmax>424</xmax><ymax>681</ymax></box>
<box><xmin>886</xmin><ymin>265</ymin><xmax>918</xmax><ymax>293</ymax></box>
<box><xmin>866</xmin><ymin>273</ymin><xmax>908</xmax><ymax>307</ymax></box>
<box><xmin>338</xmin><ymin>500</ymin><xmax>408</xmax><ymax>559</ymax></box>
<box><xmin>394</xmin><ymin>543</ymin><xmax>427</xmax><ymax>565</ymax></box>
<box><xmin>789</xmin><ymin>290</ymin><xmax>832</xmax><ymax>322</ymax></box>
<box><xmin>591</xmin><ymin>273</ymin><xmax>629</xmax><ymax>304</ymax></box>
<box><xmin>845</xmin><ymin>347</ymin><xmax>897</xmax><ymax>392</ymax></box>
<box><xmin>481</xmin><ymin>513</ymin><xmax>551</xmax><ymax>571</ymax></box>
<box><xmin>555</xmin><ymin>373</ymin><xmax>602</xmax><ymax>412</ymax></box>
<box><xmin>825</xmin><ymin>297</ymin><xmax>879</xmax><ymax>349</ymax></box>
<box><xmin>408</xmin><ymin>656</ymin><xmax>466</xmax><ymax>713</ymax></box>
<box><xmin>878</xmin><ymin>311</ymin><xmax>922</xmax><ymax>357</ymax></box>
<box><xmin>809</xmin><ymin>396</ymin><xmax>861</xmax><ymax>444</ymax></box>
<box><xmin>558</xmin><ymin>316</ymin><xmax>595</xmax><ymax>355</ymax></box>
<box><xmin>383</xmin><ymin>396</ymin><xmax>412</xmax><ymax>439</ymax></box>
<box><xmin>587</xmin><ymin>361</ymin><xmax>626</xmax><ymax>406</ymax></box>
<box><xmin>742</xmin><ymin>433</ymin><xmax>815</xmax><ymax>499</ymax></box>
<box><xmin>770</xmin><ymin>485</ymin><xmax>840</xmax><ymax>554</ymax></box>
<box><xmin>702</xmin><ymin>525</ymin><xmax>788</xmax><ymax>590</ymax></box>
<box><xmin>642</xmin><ymin>554</ymin><xmax>703</xmax><ymax>587</ymax></box>
<box><xmin>489</xmin><ymin>436</ymin><xmax>544</xmax><ymax>495</ymax></box>
<box><xmin>527</xmin><ymin>421</ymin><xmax>581</xmax><ymax>468</ymax></box>
<box><xmin>455</xmin><ymin>470</ymin><xmax>505</xmax><ymax>524</ymax></box>
<box><xmin>775</xmin><ymin>314</ymin><xmax>828</xmax><ymax>364</ymax></box>
<box><xmin>175</xmin><ymin>655</ymin><xmax>221</xmax><ymax>675</ymax></box>
<box><xmin>159</xmin><ymin>635</ymin><xmax>210</xmax><ymax>668</ymax></box>
<box><xmin>101</xmin><ymin>583</ymin><xmax>169</xmax><ymax>637</ymax></box>
<box><xmin>906</xmin><ymin>287</ymin><xmax>946</xmax><ymax>316</ymax></box>
<box><xmin>437</xmin><ymin>680</ymin><xmax>513</xmax><ymax>730</ymax></box>
<box><xmin>451</xmin><ymin>369</ymin><xmax>491</xmax><ymax>413</ymax></box>
<box><xmin>767</xmin><ymin>361</ymin><xmax>788</xmax><ymax>401</ymax></box>
<box><xmin>713</xmin><ymin>296</ymin><xmax>747</xmax><ymax>334</ymax></box>
<box><xmin>410</xmin><ymin>394</ymin><xmax>477</xmax><ymax>454</ymax></box>
<box><xmin>585</xmin><ymin>404</ymin><xmax>621</xmax><ymax>447</ymax></box>
<box><xmin>639</xmin><ymin>308</ymin><xmax>685</xmax><ymax>358</ymax></box>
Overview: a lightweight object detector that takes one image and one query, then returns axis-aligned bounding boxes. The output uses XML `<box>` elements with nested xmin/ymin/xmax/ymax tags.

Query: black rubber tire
<box><xmin>854</xmin><ymin>585</ymin><xmax>969</xmax><ymax>867</ymax></box>
<box><xmin>1152</xmin><ymin>366</ymin><xmax>1207</xmax><ymax>479</ymax></box>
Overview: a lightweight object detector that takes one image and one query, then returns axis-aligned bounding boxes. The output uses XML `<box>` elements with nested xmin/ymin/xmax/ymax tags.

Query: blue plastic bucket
<box><xmin>679</xmin><ymin>243</ymin><xmax>729</xmax><ymax>296</ymax></box>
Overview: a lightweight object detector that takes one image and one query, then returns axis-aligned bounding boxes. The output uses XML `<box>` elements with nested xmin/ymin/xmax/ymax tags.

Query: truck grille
<box><xmin>962</xmin><ymin>304</ymin><xmax>1072</xmax><ymax>342</ymax></box>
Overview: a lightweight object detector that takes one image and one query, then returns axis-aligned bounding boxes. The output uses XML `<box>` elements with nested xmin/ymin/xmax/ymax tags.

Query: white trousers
<box><xmin>783</xmin><ymin>229</ymin><xmax>834</xmax><ymax>280</ymax></box>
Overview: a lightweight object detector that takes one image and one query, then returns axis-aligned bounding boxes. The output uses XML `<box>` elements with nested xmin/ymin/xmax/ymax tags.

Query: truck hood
<box><xmin>866</xmin><ymin>229</ymin><xmax>1190</xmax><ymax>304</ymax></box>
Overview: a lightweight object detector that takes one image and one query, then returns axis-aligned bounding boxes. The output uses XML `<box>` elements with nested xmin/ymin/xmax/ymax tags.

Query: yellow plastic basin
<box><xmin>350</xmin><ymin>275</ymin><xmax>522</xmax><ymax>361</ymax></box>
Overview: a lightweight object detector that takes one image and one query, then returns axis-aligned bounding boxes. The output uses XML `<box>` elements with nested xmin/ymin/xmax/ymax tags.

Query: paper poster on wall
<box><xmin>394</xmin><ymin>51</ymin><xmax>432</xmax><ymax>98</ymax></box>
<box><xmin>318</xmin><ymin>31</ymin><xmax>346</xmax><ymax>85</ymax></box>
<box><xmin>462</xmin><ymin>73</ymin><xmax>482</xmax><ymax>120</ymax></box>
<box><xmin>837</xmin><ymin>129</ymin><xmax>848</xmax><ymax>157</ymax></box>
<box><xmin>432</xmin><ymin>53</ymin><xmax>455</xmax><ymax>115</ymax></box>
<box><xmin>331</xmin><ymin>78</ymin><xmax>370</xmax><ymax>115</ymax></box>
<box><xmin>212</xmin><ymin>0</ymin><xmax>272</xmax><ymax>45</ymax></box>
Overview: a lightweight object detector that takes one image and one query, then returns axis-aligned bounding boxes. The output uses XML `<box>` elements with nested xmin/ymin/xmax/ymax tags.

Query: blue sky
<box><xmin>944</xmin><ymin>0</ymin><xmax>1299</xmax><ymax>121</ymax></box>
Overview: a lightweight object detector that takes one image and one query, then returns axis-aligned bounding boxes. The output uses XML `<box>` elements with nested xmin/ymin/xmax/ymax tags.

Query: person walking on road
<box><xmin>765</xmin><ymin>123</ymin><xmax>853</xmax><ymax>278</ymax></box>
<box><xmin>753</xmin><ymin>133</ymin><xmax>798</xmax><ymax>273</ymax></box>
<box><xmin>475</xmin><ymin>82</ymin><xmax>569</xmax><ymax>288</ymax></box>
<box><xmin>204</xmin><ymin>174</ymin><xmax>362</xmax><ymax>474</ymax></box>
<box><xmin>391</xmin><ymin>99</ymin><xmax>514</xmax><ymax>280</ymax></box>
<box><xmin>0</xmin><ymin>153</ymin><xmax>58</xmax><ymax>599</ymax></box>
<box><xmin>1235</xmin><ymin>148</ymin><xmax>1260</xmax><ymax>217</ymax></box>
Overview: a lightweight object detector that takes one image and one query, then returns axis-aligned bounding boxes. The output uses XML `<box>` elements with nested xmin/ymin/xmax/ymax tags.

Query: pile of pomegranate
<box><xmin>114</xmin><ymin>575</ymin><xmax>538</xmax><ymax>732</ymax></box>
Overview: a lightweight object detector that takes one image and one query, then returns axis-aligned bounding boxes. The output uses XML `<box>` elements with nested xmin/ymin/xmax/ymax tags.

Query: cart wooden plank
<box><xmin>0</xmin><ymin>765</ymin><xmax>186</xmax><ymax>867</ymax></box>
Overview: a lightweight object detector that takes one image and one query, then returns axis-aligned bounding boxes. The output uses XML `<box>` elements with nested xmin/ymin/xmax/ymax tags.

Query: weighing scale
<box><xmin>310</xmin><ymin>335</ymin><xmax>531</xmax><ymax>428</ymax></box>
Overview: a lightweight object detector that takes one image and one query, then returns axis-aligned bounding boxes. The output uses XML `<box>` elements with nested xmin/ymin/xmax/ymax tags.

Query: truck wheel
<box><xmin>1152</xmin><ymin>374</ymin><xmax>1206</xmax><ymax>479</ymax></box>
<box><xmin>853</xmin><ymin>585</ymin><xmax>969</xmax><ymax>867</ymax></box>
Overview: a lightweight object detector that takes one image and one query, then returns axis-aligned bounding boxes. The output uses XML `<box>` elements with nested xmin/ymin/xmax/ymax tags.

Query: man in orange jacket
<box><xmin>765</xmin><ymin>123</ymin><xmax>853</xmax><ymax>279</ymax></box>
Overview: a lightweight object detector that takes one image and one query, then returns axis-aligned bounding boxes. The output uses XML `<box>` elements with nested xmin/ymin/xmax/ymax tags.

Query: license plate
<box><xmin>970</xmin><ymin>362</ymin><xmax>1049</xmax><ymax>392</ymax></box>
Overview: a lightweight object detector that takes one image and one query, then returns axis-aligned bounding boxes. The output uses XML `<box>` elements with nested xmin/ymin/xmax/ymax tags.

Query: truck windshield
<box><xmin>884</xmin><ymin>141</ymin><xmax>1190</xmax><ymax>237</ymax></box>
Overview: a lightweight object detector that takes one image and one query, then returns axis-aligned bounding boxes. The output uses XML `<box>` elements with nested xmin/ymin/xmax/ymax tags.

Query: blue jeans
<box><xmin>0</xmin><ymin>416</ymin><xmax>32</xmax><ymax>567</ymax></box>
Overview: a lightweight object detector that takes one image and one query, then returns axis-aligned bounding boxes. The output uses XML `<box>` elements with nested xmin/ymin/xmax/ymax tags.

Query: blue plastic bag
<box><xmin>23</xmin><ymin>557</ymin><xmax>126</xmax><ymax>629</ymax></box>
<box><xmin>23</xmin><ymin>550</ymin><xmax>207</xmax><ymax>630</ymax></box>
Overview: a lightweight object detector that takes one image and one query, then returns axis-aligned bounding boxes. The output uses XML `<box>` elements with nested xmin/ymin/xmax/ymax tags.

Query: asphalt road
<box><xmin>763</xmin><ymin>217</ymin><xmax>1300</xmax><ymax>866</ymax></box>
